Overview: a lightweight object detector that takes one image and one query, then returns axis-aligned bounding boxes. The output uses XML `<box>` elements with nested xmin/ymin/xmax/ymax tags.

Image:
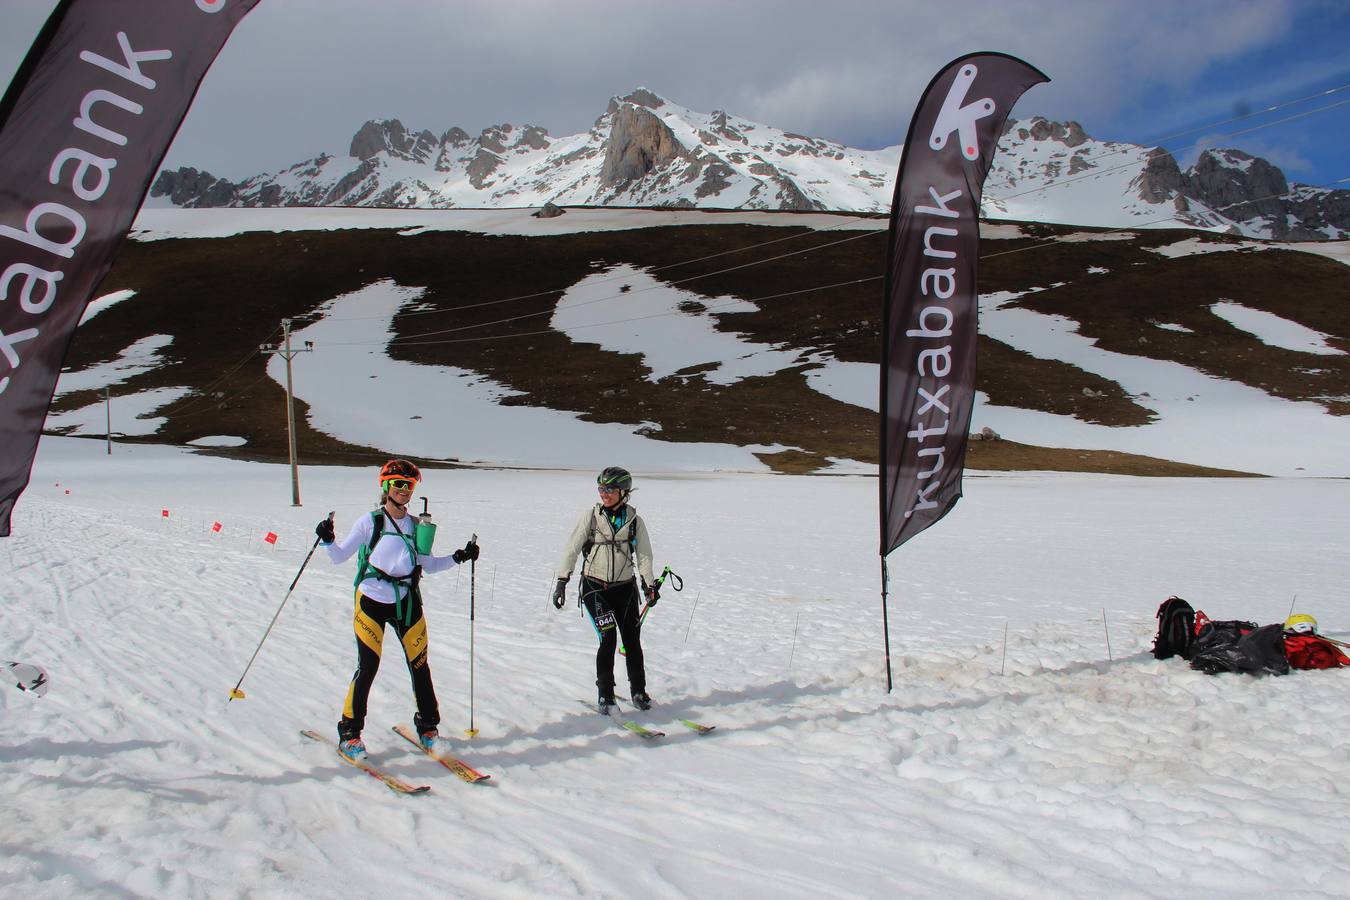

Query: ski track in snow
<box><xmin>3</xmin><ymin>438</ymin><xmax>1349</xmax><ymax>897</ymax></box>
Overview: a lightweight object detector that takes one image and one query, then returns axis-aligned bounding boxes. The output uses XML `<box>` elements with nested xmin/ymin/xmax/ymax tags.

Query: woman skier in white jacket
<box><xmin>553</xmin><ymin>466</ymin><xmax>659</xmax><ymax>712</ymax></box>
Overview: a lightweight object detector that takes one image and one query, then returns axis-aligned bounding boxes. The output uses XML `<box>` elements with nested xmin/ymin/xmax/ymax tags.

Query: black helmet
<box><xmin>597</xmin><ymin>466</ymin><xmax>632</xmax><ymax>492</ymax></box>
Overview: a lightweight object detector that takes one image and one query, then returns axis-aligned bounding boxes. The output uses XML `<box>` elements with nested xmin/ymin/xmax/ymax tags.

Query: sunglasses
<box><xmin>598</xmin><ymin>486</ymin><xmax>622</xmax><ymax>495</ymax></box>
<box><xmin>383</xmin><ymin>478</ymin><xmax>417</xmax><ymax>491</ymax></box>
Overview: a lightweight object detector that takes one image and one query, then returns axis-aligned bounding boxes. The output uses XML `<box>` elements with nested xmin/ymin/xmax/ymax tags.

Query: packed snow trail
<box><xmin>2</xmin><ymin>439</ymin><xmax>1348</xmax><ymax>897</ymax></box>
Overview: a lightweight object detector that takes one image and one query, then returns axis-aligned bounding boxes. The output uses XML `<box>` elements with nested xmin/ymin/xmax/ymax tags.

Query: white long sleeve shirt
<box><xmin>325</xmin><ymin>509</ymin><xmax>460</xmax><ymax>604</ymax></box>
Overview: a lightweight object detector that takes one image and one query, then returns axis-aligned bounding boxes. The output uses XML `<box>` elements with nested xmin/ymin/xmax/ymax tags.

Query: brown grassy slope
<box><xmin>59</xmin><ymin>219</ymin><xmax>1347</xmax><ymax>476</ymax></box>
<box><xmin>1013</xmin><ymin>247</ymin><xmax>1350</xmax><ymax>415</ymax></box>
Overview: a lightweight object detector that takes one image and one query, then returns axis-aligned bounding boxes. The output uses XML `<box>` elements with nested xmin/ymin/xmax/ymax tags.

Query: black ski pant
<box><xmin>338</xmin><ymin>591</ymin><xmax>439</xmax><ymax>740</ymax></box>
<box><xmin>580</xmin><ymin>576</ymin><xmax>645</xmax><ymax>699</ymax></box>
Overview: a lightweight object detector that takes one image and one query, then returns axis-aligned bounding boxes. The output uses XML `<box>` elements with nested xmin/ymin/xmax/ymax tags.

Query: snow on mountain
<box><xmin>152</xmin><ymin>89</ymin><xmax>1349</xmax><ymax>241</ymax></box>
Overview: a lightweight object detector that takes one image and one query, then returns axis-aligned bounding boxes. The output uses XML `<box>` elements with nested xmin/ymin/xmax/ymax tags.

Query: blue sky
<box><xmin>2</xmin><ymin>0</ymin><xmax>1347</xmax><ymax>187</ymax></box>
<box><xmin>1108</xmin><ymin>1</ymin><xmax>1350</xmax><ymax>184</ymax></box>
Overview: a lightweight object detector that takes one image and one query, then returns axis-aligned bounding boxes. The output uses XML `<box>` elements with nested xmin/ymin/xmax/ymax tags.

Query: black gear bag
<box><xmin>1152</xmin><ymin>596</ymin><xmax>1196</xmax><ymax>660</ymax></box>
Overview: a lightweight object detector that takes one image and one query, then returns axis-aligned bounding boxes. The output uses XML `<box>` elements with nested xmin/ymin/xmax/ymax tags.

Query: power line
<box><xmin>982</xmin><ymin>176</ymin><xmax>1349</xmax><ymax>261</ymax></box>
<box><xmin>390</xmin><ymin>276</ymin><xmax>881</xmax><ymax>348</ymax></box>
<box><xmin>300</xmin><ymin>171</ymin><xmax>1348</xmax><ymax>354</ymax></box>
<box><xmin>985</xmin><ymin>98</ymin><xmax>1350</xmax><ymax>212</ymax></box>
<box><xmin>982</xmin><ymin>82</ymin><xmax>1350</xmax><ymax>198</ymax></box>
<box><xmin>319</xmin><ymin>222</ymin><xmax>855</xmax><ymax>323</ymax></box>
<box><xmin>311</xmin><ymin>228</ymin><xmax>883</xmax><ymax>349</ymax></box>
<box><xmin>158</xmin><ymin>325</ymin><xmax>279</xmax><ymax>417</ymax></box>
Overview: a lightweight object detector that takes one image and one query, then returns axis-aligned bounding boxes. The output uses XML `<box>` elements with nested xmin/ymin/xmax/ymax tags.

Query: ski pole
<box><xmin>639</xmin><ymin>566</ymin><xmax>682</xmax><ymax>624</ymax></box>
<box><xmin>229</xmin><ymin>512</ymin><xmax>332</xmax><ymax>701</ymax></box>
<box><xmin>466</xmin><ymin>533</ymin><xmax>479</xmax><ymax>737</ymax></box>
<box><xmin>622</xmin><ymin>566</ymin><xmax>682</xmax><ymax>655</ymax></box>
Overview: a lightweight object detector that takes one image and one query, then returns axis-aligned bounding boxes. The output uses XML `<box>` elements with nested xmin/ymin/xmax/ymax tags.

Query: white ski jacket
<box><xmin>556</xmin><ymin>503</ymin><xmax>654</xmax><ymax>586</ymax></box>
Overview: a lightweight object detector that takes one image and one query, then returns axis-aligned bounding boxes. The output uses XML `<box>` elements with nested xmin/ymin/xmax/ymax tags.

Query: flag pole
<box><xmin>881</xmin><ymin>557</ymin><xmax>894</xmax><ymax>692</ymax></box>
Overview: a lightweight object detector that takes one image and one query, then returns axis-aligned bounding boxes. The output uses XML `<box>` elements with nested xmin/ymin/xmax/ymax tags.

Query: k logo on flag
<box><xmin>928</xmin><ymin>64</ymin><xmax>997</xmax><ymax>161</ymax></box>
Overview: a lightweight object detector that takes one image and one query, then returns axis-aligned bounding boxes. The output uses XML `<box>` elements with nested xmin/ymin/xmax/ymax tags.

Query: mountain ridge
<box><xmin>152</xmin><ymin>88</ymin><xmax>1349</xmax><ymax>241</ymax></box>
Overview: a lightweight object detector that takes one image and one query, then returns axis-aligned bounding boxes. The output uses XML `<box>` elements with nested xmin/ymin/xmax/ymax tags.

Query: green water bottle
<box><xmin>414</xmin><ymin>496</ymin><xmax>437</xmax><ymax>554</ymax></box>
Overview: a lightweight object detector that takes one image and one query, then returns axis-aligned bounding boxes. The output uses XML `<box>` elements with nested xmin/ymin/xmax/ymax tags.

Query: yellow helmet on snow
<box><xmin>1284</xmin><ymin>613</ymin><xmax>1318</xmax><ymax>635</ymax></box>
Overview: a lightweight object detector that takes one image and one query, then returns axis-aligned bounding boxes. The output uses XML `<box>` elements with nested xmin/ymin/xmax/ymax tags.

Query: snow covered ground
<box><xmin>14</xmin><ymin>206</ymin><xmax>1349</xmax><ymax>895</ymax></box>
<box><xmin>3</xmin><ymin>437</ymin><xmax>1349</xmax><ymax>898</ymax></box>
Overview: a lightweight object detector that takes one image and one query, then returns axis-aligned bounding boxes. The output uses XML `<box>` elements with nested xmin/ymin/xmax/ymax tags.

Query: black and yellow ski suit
<box><xmin>323</xmin><ymin>509</ymin><xmax>462</xmax><ymax>740</ymax></box>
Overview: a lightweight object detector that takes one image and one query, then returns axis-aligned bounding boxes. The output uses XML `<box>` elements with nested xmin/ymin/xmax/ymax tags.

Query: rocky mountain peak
<box><xmin>147</xmin><ymin>94</ymin><xmax>1348</xmax><ymax>240</ymax></box>
<box><xmin>600</xmin><ymin>102</ymin><xmax>686</xmax><ymax>187</ymax></box>
<box><xmin>621</xmin><ymin>87</ymin><xmax>665</xmax><ymax>110</ymax></box>
<box><xmin>1182</xmin><ymin>148</ymin><xmax>1291</xmax><ymax>235</ymax></box>
<box><xmin>441</xmin><ymin>127</ymin><xmax>471</xmax><ymax>147</ymax></box>
<box><xmin>349</xmin><ymin>119</ymin><xmax>438</xmax><ymax>163</ymax></box>
<box><xmin>1015</xmin><ymin>116</ymin><xmax>1089</xmax><ymax>147</ymax></box>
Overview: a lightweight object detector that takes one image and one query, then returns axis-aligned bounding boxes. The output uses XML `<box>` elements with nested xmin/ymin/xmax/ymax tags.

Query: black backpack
<box><xmin>1189</xmin><ymin>623</ymin><xmax>1289</xmax><ymax>677</ymax></box>
<box><xmin>1152</xmin><ymin>596</ymin><xmax>1195</xmax><ymax>660</ymax></box>
<box><xmin>1189</xmin><ymin>615</ymin><xmax>1257</xmax><ymax>659</ymax></box>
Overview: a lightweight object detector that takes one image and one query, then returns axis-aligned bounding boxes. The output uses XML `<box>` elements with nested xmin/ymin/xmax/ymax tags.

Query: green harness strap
<box><xmin>354</xmin><ymin>509</ymin><xmax>421</xmax><ymax>626</ymax></box>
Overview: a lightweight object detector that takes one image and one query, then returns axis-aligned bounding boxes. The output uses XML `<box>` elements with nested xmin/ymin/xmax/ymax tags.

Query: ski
<box><xmin>391</xmin><ymin>724</ymin><xmax>491</xmax><ymax>784</ymax></box>
<box><xmin>299</xmin><ymin>730</ymin><xmax>430</xmax><ymax>795</ymax></box>
<box><xmin>580</xmin><ymin>700</ymin><xmax>664</xmax><ymax>740</ymax></box>
<box><xmin>615</xmin><ymin>695</ymin><xmax>716</xmax><ymax>735</ymax></box>
<box><xmin>5</xmin><ymin>661</ymin><xmax>48</xmax><ymax>697</ymax></box>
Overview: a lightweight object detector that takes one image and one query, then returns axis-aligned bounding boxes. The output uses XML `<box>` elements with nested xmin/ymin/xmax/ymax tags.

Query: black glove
<box><xmin>315</xmin><ymin>516</ymin><xmax>335</xmax><ymax>543</ymax></box>
<box><xmin>552</xmin><ymin>578</ymin><xmax>568</xmax><ymax>610</ymax></box>
<box><xmin>644</xmin><ymin>583</ymin><xmax>659</xmax><ymax>606</ymax></box>
<box><xmin>452</xmin><ymin>540</ymin><xmax>480</xmax><ymax>564</ymax></box>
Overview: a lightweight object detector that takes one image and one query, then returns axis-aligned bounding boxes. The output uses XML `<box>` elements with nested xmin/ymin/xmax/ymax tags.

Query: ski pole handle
<box><xmin>639</xmin><ymin>567</ymin><xmax>681</xmax><ymax>625</ymax></box>
<box><xmin>654</xmin><ymin>565</ymin><xmax>683</xmax><ymax>593</ymax></box>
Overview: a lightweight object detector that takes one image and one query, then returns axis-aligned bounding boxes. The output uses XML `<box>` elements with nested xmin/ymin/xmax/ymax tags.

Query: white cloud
<box><xmin>1</xmin><ymin>0</ymin><xmax>1328</xmax><ymax>180</ymax></box>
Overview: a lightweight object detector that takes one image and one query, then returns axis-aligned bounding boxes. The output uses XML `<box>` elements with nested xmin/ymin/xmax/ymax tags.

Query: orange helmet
<box><xmin>378</xmin><ymin>458</ymin><xmax>421</xmax><ymax>487</ymax></box>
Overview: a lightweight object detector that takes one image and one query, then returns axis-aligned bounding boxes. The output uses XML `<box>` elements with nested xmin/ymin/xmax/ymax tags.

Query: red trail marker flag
<box><xmin>878</xmin><ymin>53</ymin><xmax>1048</xmax><ymax>690</ymax></box>
<box><xmin>0</xmin><ymin>0</ymin><xmax>262</xmax><ymax>537</ymax></box>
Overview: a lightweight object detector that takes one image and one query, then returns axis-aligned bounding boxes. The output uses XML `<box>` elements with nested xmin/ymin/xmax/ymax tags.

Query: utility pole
<box><xmin>104</xmin><ymin>387</ymin><xmax>111</xmax><ymax>455</ymax></box>
<box><xmin>260</xmin><ymin>319</ymin><xmax>313</xmax><ymax>507</ymax></box>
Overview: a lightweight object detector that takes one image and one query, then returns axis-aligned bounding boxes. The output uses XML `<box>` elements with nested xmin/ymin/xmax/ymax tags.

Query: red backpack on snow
<box><xmin>1283</xmin><ymin>634</ymin><xmax>1350</xmax><ymax>670</ymax></box>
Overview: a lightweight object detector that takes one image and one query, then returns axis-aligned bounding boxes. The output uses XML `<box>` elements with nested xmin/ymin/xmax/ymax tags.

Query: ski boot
<box><xmin>631</xmin><ymin>691</ymin><xmax>653</xmax><ymax>711</ymax></box>
<box><xmin>419</xmin><ymin>729</ymin><xmax>440</xmax><ymax>752</ymax></box>
<box><xmin>337</xmin><ymin>737</ymin><xmax>368</xmax><ymax>762</ymax></box>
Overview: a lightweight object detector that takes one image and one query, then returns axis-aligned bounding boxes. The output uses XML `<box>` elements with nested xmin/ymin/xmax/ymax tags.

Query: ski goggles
<box><xmin>1286</xmin><ymin>620</ymin><xmax>1317</xmax><ymax>634</ymax></box>
<box><xmin>382</xmin><ymin>478</ymin><xmax>417</xmax><ymax>491</ymax></box>
<box><xmin>598</xmin><ymin>485</ymin><xmax>622</xmax><ymax>495</ymax></box>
